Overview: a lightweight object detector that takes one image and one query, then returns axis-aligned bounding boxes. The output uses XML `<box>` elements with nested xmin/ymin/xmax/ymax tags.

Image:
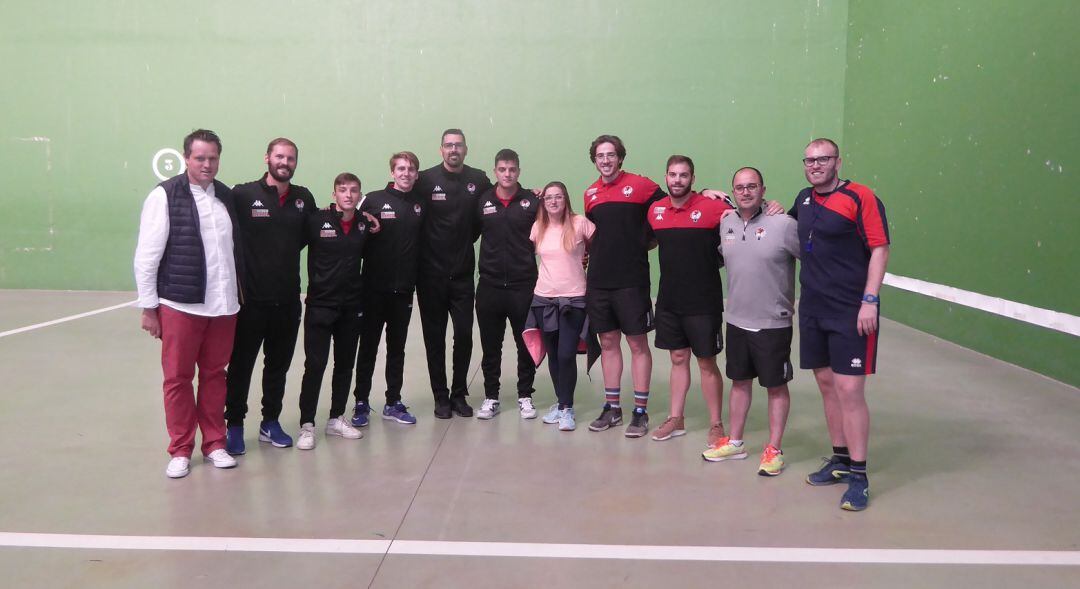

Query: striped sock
<box><xmin>832</xmin><ymin>446</ymin><xmax>851</xmax><ymax>466</ymax></box>
<box><xmin>633</xmin><ymin>390</ymin><xmax>649</xmax><ymax>411</ymax></box>
<box><xmin>604</xmin><ymin>388</ymin><xmax>621</xmax><ymax>408</ymax></box>
<box><xmin>850</xmin><ymin>460</ymin><xmax>867</xmax><ymax>478</ymax></box>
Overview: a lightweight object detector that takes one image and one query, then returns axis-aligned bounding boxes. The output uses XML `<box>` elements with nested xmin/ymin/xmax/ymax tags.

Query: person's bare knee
<box><xmin>669</xmin><ymin>348</ymin><xmax>691</xmax><ymax>366</ymax></box>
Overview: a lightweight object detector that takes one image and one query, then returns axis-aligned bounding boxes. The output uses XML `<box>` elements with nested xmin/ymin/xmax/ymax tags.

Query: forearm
<box><xmin>863</xmin><ymin>245</ymin><xmax>889</xmax><ymax>296</ymax></box>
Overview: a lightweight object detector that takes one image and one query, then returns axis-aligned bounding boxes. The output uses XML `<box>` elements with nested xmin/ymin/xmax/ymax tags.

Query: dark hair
<box><xmin>266</xmin><ymin>137</ymin><xmax>298</xmax><ymax>156</ymax></box>
<box><xmin>441</xmin><ymin>128</ymin><xmax>466</xmax><ymax>144</ymax></box>
<box><xmin>589</xmin><ymin>134</ymin><xmax>626</xmax><ymax>163</ymax></box>
<box><xmin>389</xmin><ymin>151</ymin><xmax>419</xmax><ymax>171</ymax></box>
<box><xmin>731</xmin><ymin>166</ymin><xmax>765</xmax><ymax>187</ymax></box>
<box><xmin>334</xmin><ymin>172</ymin><xmax>361</xmax><ymax>189</ymax></box>
<box><xmin>807</xmin><ymin>137</ymin><xmax>839</xmax><ymax>155</ymax></box>
<box><xmin>183</xmin><ymin>129</ymin><xmax>221</xmax><ymax>157</ymax></box>
<box><xmin>494</xmin><ymin>148</ymin><xmax>519</xmax><ymax>166</ymax></box>
<box><xmin>665</xmin><ymin>154</ymin><xmax>695</xmax><ymax>176</ymax></box>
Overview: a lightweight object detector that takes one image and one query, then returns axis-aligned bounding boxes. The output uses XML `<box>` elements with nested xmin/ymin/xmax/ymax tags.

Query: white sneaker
<box><xmin>558</xmin><ymin>408</ymin><xmax>576</xmax><ymax>431</ymax></box>
<box><xmin>518</xmin><ymin>397</ymin><xmax>538</xmax><ymax>419</ymax></box>
<box><xmin>542</xmin><ymin>404</ymin><xmax>561</xmax><ymax>424</ymax></box>
<box><xmin>297</xmin><ymin>423</ymin><xmax>316</xmax><ymax>450</ymax></box>
<box><xmin>476</xmin><ymin>399</ymin><xmax>500</xmax><ymax>419</ymax></box>
<box><xmin>166</xmin><ymin>456</ymin><xmax>190</xmax><ymax>478</ymax></box>
<box><xmin>325</xmin><ymin>416</ymin><xmax>363</xmax><ymax>439</ymax></box>
<box><xmin>205</xmin><ymin>449</ymin><xmax>237</xmax><ymax>469</ymax></box>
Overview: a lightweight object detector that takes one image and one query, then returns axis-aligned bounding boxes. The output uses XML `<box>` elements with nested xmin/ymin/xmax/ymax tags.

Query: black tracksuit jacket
<box><xmin>303</xmin><ymin>209</ymin><xmax>371</xmax><ymax>307</ymax></box>
<box><xmin>474</xmin><ymin>185</ymin><xmax>540</xmax><ymax>290</ymax></box>
<box><xmin>416</xmin><ymin>164</ymin><xmax>493</xmax><ymax>281</ymax></box>
<box><xmin>359</xmin><ymin>185</ymin><xmax>425</xmax><ymax>294</ymax></box>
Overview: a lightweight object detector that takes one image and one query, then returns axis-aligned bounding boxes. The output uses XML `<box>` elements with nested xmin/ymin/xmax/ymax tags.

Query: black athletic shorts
<box><xmin>725</xmin><ymin>324</ymin><xmax>794</xmax><ymax>387</ymax></box>
<box><xmin>799</xmin><ymin>313</ymin><xmax>878</xmax><ymax>375</ymax></box>
<box><xmin>653</xmin><ymin>307</ymin><xmax>722</xmax><ymax>358</ymax></box>
<box><xmin>586</xmin><ymin>286</ymin><xmax>654</xmax><ymax>335</ymax></box>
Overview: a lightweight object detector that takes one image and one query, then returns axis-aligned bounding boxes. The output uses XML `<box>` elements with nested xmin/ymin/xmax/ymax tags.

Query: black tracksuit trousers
<box><xmin>475</xmin><ymin>283</ymin><xmax>535</xmax><ymax>400</ymax></box>
<box><xmin>416</xmin><ymin>275</ymin><xmax>474</xmax><ymax>401</ymax></box>
<box><xmin>353</xmin><ymin>290</ymin><xmax>414</xmax><ymax>407</ymax></box>
<box><xmin>225</xmin><ymin>300</ymin><xmax>302</xmax><ymax>426</ymax></box>
<box><xmin>297</xmin><ymin>303</ymin><xmax>363</xmax><ymax>425</ymax></box>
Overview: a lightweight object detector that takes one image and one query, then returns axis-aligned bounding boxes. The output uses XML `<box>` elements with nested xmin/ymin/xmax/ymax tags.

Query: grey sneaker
<box><xmin>588</xmin><ymin>404</ymin><xmax>623</xmax><ymax>432</ymax></box>
<box><xmin>624</xmin><ymin>410</ymin><xmax>649</xmax><ymax>438</ymax></box>
<box><xmin>542</xmin><ymin>404</ymin><xmax>561</xmax><ymax>424</ymax></box>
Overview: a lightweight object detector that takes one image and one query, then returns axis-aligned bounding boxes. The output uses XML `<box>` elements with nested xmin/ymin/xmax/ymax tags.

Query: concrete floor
<box><xmin>0</xmin><ymin>290</ymin><xmax>1077</xmax><ymax>588</ymax></box>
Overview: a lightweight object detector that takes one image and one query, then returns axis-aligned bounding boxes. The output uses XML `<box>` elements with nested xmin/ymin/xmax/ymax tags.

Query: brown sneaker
<box><xmin>588</xmin><ymin>405</ymin><xmax>623</xmax><ymax>432</ymax></box>
<box><xmin>624</xmin><ymin>410</ymin><xmax>649</xmax><ymax>438</ymax></box>
<box><xmin>707</xmin><ymin>423</ymin><xmax>725</xmax><ymax>448</ymax></box>
<box><xmin>650</xmin><ymin>416</ymin><xmax>686</xmax><ymax>441</ymax></box>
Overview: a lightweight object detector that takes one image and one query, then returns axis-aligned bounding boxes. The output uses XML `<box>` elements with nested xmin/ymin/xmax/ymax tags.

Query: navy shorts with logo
<box><xmin>725</xmin><ymin>324</ymin><xmax>794</xmax><ymax>387</ymax></box>
<box><xmin>586</xmin><ymin>286</ymin><xmax>654</xmax><ymax>336</ymax></box>
<box><xmin>799</xmin><ymin>313</ymin><xmax>878</xmax><ymax>375</ymax></box>
<box><xmin>653</xmin><ymin>307</ymin><xmax>723</xmax><ymax>358</ymax></box>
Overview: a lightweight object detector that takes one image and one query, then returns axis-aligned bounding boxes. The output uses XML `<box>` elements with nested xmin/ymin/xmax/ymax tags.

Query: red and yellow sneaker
<box><xmin>757</xmin><ymin>444</ymin><xmax>785</xmax><ymax>476</ymax></box>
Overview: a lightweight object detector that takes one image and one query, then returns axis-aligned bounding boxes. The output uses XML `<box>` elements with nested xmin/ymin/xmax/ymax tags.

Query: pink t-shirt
<box><xmin>531</xmin><ymin>215</ymin><xmax>595</xmax><ymax>297</ymax></box>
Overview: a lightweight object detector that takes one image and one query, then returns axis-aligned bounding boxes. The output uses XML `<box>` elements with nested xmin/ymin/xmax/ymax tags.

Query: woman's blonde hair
<box><xmin>535</xmin><ymin>181</ymin><xmax>579</xmax><ymax>252</ymax></box>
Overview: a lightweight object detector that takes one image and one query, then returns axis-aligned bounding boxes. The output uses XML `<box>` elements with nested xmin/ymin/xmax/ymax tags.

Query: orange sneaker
<box><xmin>758</xmin><ymin>444</ymin><xmax>785</xmax><ymax>476</ymax></box>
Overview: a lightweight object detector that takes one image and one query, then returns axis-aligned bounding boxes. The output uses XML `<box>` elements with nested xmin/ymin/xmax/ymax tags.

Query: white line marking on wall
<box><xmin>0</xmin><ymin>533</ymin><xmax>1078</xmax><ymax>566</ymax></box>
<box><xmin>884</xmin><ymin>273</ymin><xmax>1079</xmax><ymax>337</ymax></box>
<box><xmin>0</xmin><ymin>300</ymin><xmax>135</xmax><ymax>338</ymax></box>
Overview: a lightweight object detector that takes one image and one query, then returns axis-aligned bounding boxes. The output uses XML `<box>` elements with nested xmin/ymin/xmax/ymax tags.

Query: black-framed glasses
<box><xmin>802</xmin><ymin>156</ymin><xmax>837</xmax><ymax>167</ymax></box>
<box><xmin>733</xmin><ymin>183</ymin><xmax>761</xmax><ymax>193</ymax></box>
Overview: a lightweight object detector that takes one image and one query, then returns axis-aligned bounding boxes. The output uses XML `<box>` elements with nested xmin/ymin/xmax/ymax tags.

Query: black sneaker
<box><xmin>588</xmin><ymin>404</ymin><xmax>623</xmax><ymax>432</ymax></box>
<box><xmin>450</xmin><ymin>396</ymin><xmax>473</xmax><ymax>417</ymax></box>
<box><xmin>624</xmin><ymin>409</ymin><xmax>649</xmax><ymax>438</ymax></box>
<box><xmin>434</xmin><ymin>397</ymin><xmax>453</xmax><ymax>419</ymax></box>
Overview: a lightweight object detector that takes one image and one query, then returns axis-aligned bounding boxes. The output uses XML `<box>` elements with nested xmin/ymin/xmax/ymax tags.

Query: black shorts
<box><xmin>586</xmin><ymin>286</ymin><xmax>654</xmax><ymax>336</ymax></box>
<box><xmin>654</xmin><ymin>307</ymin><xmax>723</xmax><ymax>358</ymax></box>
<box><xmin>799</xmin><ymin>314</ymin><xmax>879</xmax><ymax>375</ymax></box>
<box><xmin>725</xmin><ymin>324</ymin><xmax>794</xmax><ymax>387</ymax></box>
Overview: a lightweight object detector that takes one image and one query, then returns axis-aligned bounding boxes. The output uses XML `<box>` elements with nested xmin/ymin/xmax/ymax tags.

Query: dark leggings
<box><xmin>542</xmin><ymin>307</ymin><xmax>587</xmax><ymax>409</ymax></box>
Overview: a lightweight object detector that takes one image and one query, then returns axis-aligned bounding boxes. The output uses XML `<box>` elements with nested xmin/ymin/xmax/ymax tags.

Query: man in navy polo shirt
<box><xmin>791</xmin><ymin>138</ymin><xmax>890</xmax><ymax>511</ymax></box>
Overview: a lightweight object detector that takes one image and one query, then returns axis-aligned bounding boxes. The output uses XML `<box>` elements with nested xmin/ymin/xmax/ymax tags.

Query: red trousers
<box><xmin>159</xmin><ymin>305</ymin><xmax>237</xmax><ymax>458</ymax></box>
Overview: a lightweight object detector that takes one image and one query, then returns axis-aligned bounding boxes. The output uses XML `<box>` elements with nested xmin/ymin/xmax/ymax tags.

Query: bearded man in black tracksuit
<box><xmin>415</xmin><ymin>129</ymin><xmax>493</xmax><ymax>419</ymax></box>
<box><xmin>350</xmin><ymin>151</ymin><xmax>427</xmax><ymax>428</ymax></box>
<box><xmin>472</xmin><ymin>148</ymin><xmax>540</xmax><ymax>421</ymax></box>
<box><xmin>224</xmin><ymin>138</ymin><xmax>316</xmax><ymax>454</ymax></box>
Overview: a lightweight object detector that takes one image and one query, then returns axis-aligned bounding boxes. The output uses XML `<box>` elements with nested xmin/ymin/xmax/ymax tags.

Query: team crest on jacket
<box><xmin>414</xmin><ymin>204</ymin><xmax>422</xmax><ymax>215</ymax></box>
<box><xmin>467</xmin><ymin>183</ymin><xmax>477</xmax><ymax>194</ymax></box>
<box><xmin>755</xmin><ymin>227</ymin><xmax>767</xmax><ymax>240</ymax></box>
<box><xmin>690</xmin><ymin>210</ymin><xmax>702</xmax><ymax>223</ymax></box>
<box><xmin>521</xmin><ymin>200</ymin><xmax>530</xmax><ymax>209</ymax></box>
<box><xmin>622</xmin><ymin>186</ymin><xmax>633</xmax><ymax>197</ymax></box>
<box><xmin>295</xmin><ymin>199</ymin><xmax>305</xmax><ymax>210</ymax></box>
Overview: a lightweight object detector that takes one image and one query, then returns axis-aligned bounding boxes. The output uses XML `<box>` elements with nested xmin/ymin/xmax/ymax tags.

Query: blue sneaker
<box><xmin>806</xmin><ymin>456</ymin><xmax>851</xmax><ymax>486</ymax></box>
<box><xmin>351</xmin><ymin>401</ymin><xmax>371</xmax><ymax>428</ymax></box>
<box><xmin>382</xmin><ymin>402</ymin><xmax>417</xmax><ymax>425</ymax></box>
<box><xmin>841</xmin><ymin>473</ymin><xmax>870</xmax><ymax>511</ymax></box>
<box><xmin>225</xmin><ymin>425</ymin><xmax>245</xmax><ymax>455</ymax></box>
<box><xmin>258</xmin><ymin>420</ymin><xmax>293</xmax><ymax>448</ymax></box>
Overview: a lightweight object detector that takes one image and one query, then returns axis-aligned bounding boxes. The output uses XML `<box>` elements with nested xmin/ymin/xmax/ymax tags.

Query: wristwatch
<box><xmin>862</xmin><ymin>294</ymin><xmax>880</xmax><ymax>304</ymax></box>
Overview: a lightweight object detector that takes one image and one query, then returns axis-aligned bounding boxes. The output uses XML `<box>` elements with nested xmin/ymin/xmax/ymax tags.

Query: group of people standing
<box><xmin>134</xmin><ymin>128</ymin><xmax>889</xmax><ymax>512</ymax></box>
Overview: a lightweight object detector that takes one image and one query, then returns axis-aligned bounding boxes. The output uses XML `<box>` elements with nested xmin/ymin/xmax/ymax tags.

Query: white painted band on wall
<box><xmin>883</xmin><ymin>273</ymin><xmax>1080</xmax><ymax>337</ymax></box>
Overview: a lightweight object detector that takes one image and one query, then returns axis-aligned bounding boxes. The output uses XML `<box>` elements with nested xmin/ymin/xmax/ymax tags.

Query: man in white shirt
<box><xmin>134</xmin><ymin>129</ymin><xmax>241</xmax><ymax>479</ymax></box>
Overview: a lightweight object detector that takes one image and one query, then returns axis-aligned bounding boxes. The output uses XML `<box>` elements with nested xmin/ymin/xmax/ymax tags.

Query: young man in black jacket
<box><xmin>351</xmin><ymin>152</ymin><xmax>426</xmax><ymax>427</ymax></box>
<box><xmin>472</xmin><ymin>148</ymin><xmax>540</xmax><ymax>420</ymax></box>
<box><xmin>415</xmin><ymin>129</ymin><xmax>493</xmax><ymax>419</ymax></box>
<box><xmin>224</xmin><ymin>138</ymin><xmax>316</xmax><ymax>454</ymax></box>
<box><xmin>295</xmin><ymin>173</ymin><xmax>372</xmax><ymax>450</ymax></box>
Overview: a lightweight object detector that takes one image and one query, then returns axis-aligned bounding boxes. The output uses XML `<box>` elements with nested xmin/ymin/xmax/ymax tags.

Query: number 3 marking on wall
<box><xmin>152</xmin><ymin>148</ymin><xmax>185</xmax><ymax>181</ymax></box>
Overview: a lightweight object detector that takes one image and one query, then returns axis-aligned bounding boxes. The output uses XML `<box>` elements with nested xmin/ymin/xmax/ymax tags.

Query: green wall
<box><xmin>0</xmin><ymin>0</ymin><xmax>846</xmax><ymax>289</ymax></box>
<box><xmin>844</xmin><ymin>0</ymin><xmax>1080</xmax><ymax>385</ymax></box>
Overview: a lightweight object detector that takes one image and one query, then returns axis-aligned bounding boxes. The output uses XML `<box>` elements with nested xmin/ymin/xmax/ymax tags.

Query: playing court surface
<box><xmin>1</xmin><ymin>290</ymin><xmax>1077</xmax><ymax>588</ymax></box>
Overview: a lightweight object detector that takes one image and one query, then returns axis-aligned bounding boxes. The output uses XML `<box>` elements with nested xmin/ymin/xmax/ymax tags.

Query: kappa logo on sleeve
<box><xmin>252</xmin><ymin>200</ymin><xmax>264</xmax><ymax>207</ymax></box>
